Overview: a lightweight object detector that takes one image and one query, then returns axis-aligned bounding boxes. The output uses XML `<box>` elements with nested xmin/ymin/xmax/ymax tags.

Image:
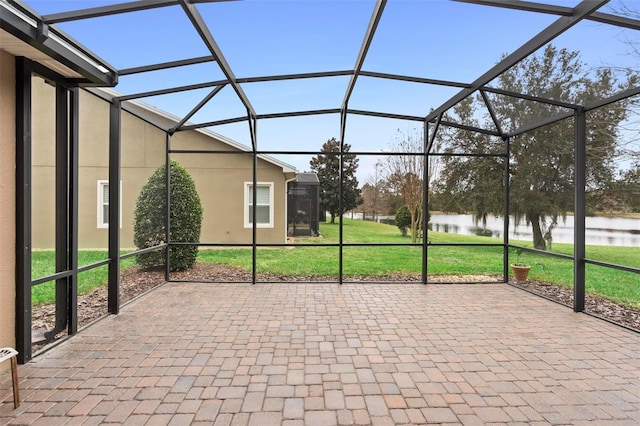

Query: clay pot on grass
<box><xmin>511</xmin><ymin>247</ymin><xmax>531</xmax><ymax>282</ymax></box>
<box><xmin>511</xmin><ymin>263</ymin><xmax>531</xmax><ymax>282</ymax></box>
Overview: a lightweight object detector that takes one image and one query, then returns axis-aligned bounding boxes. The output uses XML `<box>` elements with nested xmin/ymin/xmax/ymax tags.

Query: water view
<box><xmin>430</xmin><ymin>214</ymin><xmax>640</xmax><ymax>247</ymax></box>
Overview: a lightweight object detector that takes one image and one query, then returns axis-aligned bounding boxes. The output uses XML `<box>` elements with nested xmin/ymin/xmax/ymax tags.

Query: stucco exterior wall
<box><xmin>0</xmin><ymin>50</ymin><xmax>16</xmax><ymax>350</ymax></box>
<box><xmin>31</xmin><ymin>76</ymin><xmax>56</xmax><ymax>250</ymax></box>
<box><xmin>171</xmin><ymin>131</ymin><xmax>289</xmax><ymax>245</ymax></box>
<box><xmin>30</xmin><ymin>85</ymin><xmax>291</xmax><ymax>250</ymax></box>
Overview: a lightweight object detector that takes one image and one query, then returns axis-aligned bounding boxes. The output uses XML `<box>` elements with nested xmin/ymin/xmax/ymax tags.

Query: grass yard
<box><xmin>200</xmin><ymin>219</ymin><xmax>640</xmax><ymax>308</ymax></box>
<box><xmin>31</xmin><ymin>251</ymin><xmax>136</xmax><ymax>306</ymax></box>
<box><xmin>30</xmin><ymin>219</ymin><xmax>639</xmax><ymax>308</ymax></box>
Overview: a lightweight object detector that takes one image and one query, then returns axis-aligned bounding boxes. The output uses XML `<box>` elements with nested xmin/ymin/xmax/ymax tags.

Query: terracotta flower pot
<box><xmin>511</xmin><ymin>264</ymin><xmax>531</xmax><ymax>282</ymax></box>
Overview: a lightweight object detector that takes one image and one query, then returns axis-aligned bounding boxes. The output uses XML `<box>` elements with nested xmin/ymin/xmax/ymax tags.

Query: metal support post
<box><xmin>15</xmin><ymin>57</ymin><xmax>32</xmax><ymax>363</ymax></box>
<box><xmin>165</xmin><ymin>133</ymin><xmax>171</xmax><ymax>281</ymax></box>
<box><xmin>503</xmin><ymin>137</ymin><xmax>511</xmax><ymax>282</ymax></box>
<box><xmin>68</xmin><ymin>88</ymin><xmax>79</xmax><ymax>334</ymax></box>
<box><xmin>108</xmin><ymin>100</ymin><xmax>121</xmax><ymax>314</ymax></box>
<box><xmin>574</xmin><ymin>107</ymin><xmax>586</xmax><ymax>312</ymax></box>
<box><xmin>338</xmin><ymin>110</ymin><xmax>347</xmax><ymax>284</ymax></box>
<box><xmin>422</xmin><ymin>121</ymin><xmax>429</xmax><ymax>284</ymax></box>
<box><xmin>47</xmin><ymin>85</ymin><xmax>70</xmax><ymax>339</ymax></box>
<box><xmin>250</xmin><ymin>116</ymin><xmax>257</xmax><ymax>284</ymax></box>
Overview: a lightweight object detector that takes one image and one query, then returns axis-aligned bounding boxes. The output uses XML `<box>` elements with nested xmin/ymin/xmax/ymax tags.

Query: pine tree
<box><xmin>310</xmin><ymin>138</ymin><xmax>361</xmax><ymax>224</ymax></box>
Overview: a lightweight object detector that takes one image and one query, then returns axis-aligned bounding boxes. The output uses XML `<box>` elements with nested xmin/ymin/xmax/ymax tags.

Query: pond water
<box><xmin>429</xmin><ymin>214</ymin><xmax>640</xmax><ymax>247</ymax></box>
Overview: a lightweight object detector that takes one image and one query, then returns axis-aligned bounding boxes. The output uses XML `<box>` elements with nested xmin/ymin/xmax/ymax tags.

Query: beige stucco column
<box><xmin>0</xmin><ymin>50</ymin><xmax>16</xmax><ymax>353</ymax></box>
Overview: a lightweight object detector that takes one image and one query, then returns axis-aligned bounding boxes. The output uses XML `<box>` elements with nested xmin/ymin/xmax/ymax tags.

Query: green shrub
<box><xmin>134</xmin><ymin>161</ymin><xmax>203</xmax><ymax>271</ymax></box>
<box><xmin>395</xmin><ymin>205</ymin><xmax>411</xmax><ymax>237</ymax></box>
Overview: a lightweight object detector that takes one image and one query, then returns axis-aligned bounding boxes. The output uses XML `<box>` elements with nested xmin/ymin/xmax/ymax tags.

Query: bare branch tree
<box><xmin>360</xmin><ymin>160</ymin><xmax>388</xmax><ymax>221</ymax></box>
<box><xmin>384</xmin><ymin>129</ymin><xmax>424</xmax><ymax>243</ymax></box>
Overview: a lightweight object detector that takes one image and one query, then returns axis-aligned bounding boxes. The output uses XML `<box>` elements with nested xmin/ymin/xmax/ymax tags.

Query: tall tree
<box><xmin>436</xmin><ymin>98</ymin><xmax>504</xmax><ymax>228</ymax></box>
<box><xmin>607</xmin><ymin>3</ymin><xmax>640</xmax><ymax>215</ymax></box>
<box><xmin>615</xmin><ymin>162</ymin><xmax>640</xmax><ymax>213</ymax></box>
<box><xmin>384</xmin><ymin>129</ymin><xmax>425</xmax><ymax>243</ymax></box>
<box><xmin>437</xmin><ymin>45</ymin><xmax>632</xmax><ymax>250</ymax></box>
<box><xmin>359</xmin><ymin>184</ymin><xmax>376</xmax><ymax>220</ymax></box>
<box><xmin>310</xmin><ymin>138</ymin><xmax>361</xmax><ymax>224</ymax></box>
<box><xmin>358</xmin><ymin>160</ymin><xmax>389</xmax><ymax>221</ymax></box>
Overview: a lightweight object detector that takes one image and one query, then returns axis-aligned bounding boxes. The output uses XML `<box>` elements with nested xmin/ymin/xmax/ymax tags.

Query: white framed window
<box><xmin>244</xmin><ymin>182</ymin><xmax>274</xmax><ymax>228</ymax></box>
<box><xmin>97</xmin><ymin>180</ymin><xmax>122</xmax><ymax>229</ymax></box>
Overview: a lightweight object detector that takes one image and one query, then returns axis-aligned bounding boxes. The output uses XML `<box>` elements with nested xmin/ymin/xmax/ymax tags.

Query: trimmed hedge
<box><xmin>134</xmin><ymin>161</ymin><xmax>203</xmax><ymax>271</ymax></box>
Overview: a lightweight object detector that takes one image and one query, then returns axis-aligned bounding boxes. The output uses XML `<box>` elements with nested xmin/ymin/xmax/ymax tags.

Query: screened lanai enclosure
<box><xmin>288</xmin><ymin>173</ymin><xmax>321</xmax><ymax>237</ymax></box>
<box><xmin>2</xmin><ymin>0</ymin><xmax>639</xmax><ymax>363</ymax></box>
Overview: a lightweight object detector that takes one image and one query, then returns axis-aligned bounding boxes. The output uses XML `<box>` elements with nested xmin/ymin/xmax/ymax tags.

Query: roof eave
<box><xmin>86</xmin><ymin>87</ymin><xmax>298</xmax><ymax>175</ymax></box>
<box><xmin>1</xmin><ymin>0</ymin><xmax>117</xmax><ymax>86</ymax></box>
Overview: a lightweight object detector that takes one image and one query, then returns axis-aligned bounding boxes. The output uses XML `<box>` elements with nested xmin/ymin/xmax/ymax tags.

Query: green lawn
<box><xmin>200</xmin><ymin>219</ymin><xmax>640</xmax><ymax>308</ymax></box>
<box><xmin>30</xmin><ymin>219</ymin><xmax>639</xmax><ymax>308</ymax></box>
<box><xmin>31</xmin><ymin>251</ymin><xmax>136</xmax><ymax>306</ymax></box>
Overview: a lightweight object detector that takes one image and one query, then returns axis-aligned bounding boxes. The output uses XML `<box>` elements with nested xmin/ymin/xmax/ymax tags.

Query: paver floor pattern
<box><xmin>1</xmin><ymin>283</ymin><xmax>639</xmax><ymax>425</ymax></box>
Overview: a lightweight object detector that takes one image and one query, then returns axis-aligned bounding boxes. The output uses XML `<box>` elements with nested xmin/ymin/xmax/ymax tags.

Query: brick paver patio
<box><xmin>1</xmin><ymin>282</ymin><xmax>639</xmax><ymax>425</ymax></box>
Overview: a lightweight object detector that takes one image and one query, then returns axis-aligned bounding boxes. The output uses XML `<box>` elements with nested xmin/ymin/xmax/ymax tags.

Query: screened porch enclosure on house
<box><xmin>287</xmin><ymin>173</ymin><xmax>320</xmax><ymax>237</ymax></box>
<box><xmin>5</xmin><ymin>0</ymin><xmax>640</xmax><ymax>363</ymax></box>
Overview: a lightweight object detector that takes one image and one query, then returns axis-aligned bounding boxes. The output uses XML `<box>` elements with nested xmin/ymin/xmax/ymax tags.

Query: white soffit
<box><xmin>0</xmin><ymin>27</ymin><xmax>82</xmax><ymax>79</ymax></box>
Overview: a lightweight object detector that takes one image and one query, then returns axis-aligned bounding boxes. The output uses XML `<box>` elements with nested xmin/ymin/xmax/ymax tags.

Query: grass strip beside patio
<box><xmin>30</xmin><ymin>219</ymin><xmax>639</xmax><ymax>308</ymax></box>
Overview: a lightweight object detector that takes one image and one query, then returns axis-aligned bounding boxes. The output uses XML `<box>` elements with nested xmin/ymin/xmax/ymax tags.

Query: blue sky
<box><xmin>24</xmin><ymin>0</ymin><xmax>640</xmax><ymax>182</ymax></box>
